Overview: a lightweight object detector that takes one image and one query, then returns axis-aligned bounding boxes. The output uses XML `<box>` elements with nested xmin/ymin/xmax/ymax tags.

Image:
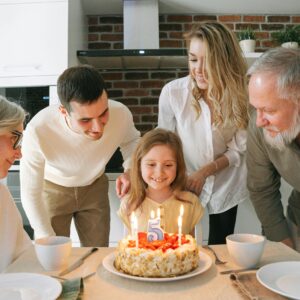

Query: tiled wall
<box><xmin>87</xmin><ymin>14</ymin><xmax>300</xmax><ymax>133</ymax></box>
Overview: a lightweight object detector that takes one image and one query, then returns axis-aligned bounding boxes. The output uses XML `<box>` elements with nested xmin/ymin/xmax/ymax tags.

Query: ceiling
<box><xmin>82</xmin><ymin>0</ymin><xmax>300</xmax><ymax>15</ymax></box>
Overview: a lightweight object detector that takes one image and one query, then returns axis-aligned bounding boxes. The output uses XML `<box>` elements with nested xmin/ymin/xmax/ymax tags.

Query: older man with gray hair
<box><xmin>247</xmin><ymin>47</ymin><xmax>300</xmax><ymax>251</ymax></box>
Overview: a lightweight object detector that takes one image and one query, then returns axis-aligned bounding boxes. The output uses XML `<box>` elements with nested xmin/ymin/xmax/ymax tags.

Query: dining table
<box><xmin>5</xmin><ymin>241</ymin><xmax>300</xmax><ymax>300</ymax></box>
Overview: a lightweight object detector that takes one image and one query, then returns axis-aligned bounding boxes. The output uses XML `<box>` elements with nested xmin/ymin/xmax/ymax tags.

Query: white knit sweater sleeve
<box><xmin>20</xmin><ymin>124</ymin><xmax>55</xmax><ymax>238</ymax></box>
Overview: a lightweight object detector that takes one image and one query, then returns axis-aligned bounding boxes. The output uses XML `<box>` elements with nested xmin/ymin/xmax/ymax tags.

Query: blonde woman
<box><xmin>158</xmin><ymin>21</ymin><xmax>249</xmax><ymax>244</ymax></box>
<box><xmin>0</xmin><ymin>96</ymin><xmax>31</xmax><ymax>272</ymax></box>
<box><xmin>118</xmin><ymin>128</ymin><xmax>204</xmax><ymax>236</ymax></box>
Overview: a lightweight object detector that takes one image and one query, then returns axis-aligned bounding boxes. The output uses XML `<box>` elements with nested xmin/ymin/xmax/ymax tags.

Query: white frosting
<box><xmin>115</xmin><ymin>234</ymin><xmax>199</xmax><ymax>277</ymax></box>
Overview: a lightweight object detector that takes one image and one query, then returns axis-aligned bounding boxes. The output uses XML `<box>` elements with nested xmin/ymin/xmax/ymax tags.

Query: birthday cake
<box><xmin>114</xmin><ymin>232</ymin><xmax>199</xmax><ymax>277</ymax></box>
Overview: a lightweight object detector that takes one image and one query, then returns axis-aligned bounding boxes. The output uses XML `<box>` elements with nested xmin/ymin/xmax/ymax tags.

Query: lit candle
<box><xmin>180</xmin><ymin>204</ymin><xmax>184</xmax><ymax>217</ymax></box>
<box><xmin>133</xmin><ymin>215</ymin><xmax>139</xmax><ymax>248</ymax></box>
<box><xmin>147</xmin><ymin>210</ymin><xmax>164</xmax><ymax>241</ymax></box>
<box><xmin>130</xmin><ymin>212</ymin><xmax>139</xmax><ymax>247</ymax></box>
<box><xmin>130</xmin><ymin>212</ymin><xmax>136</xmax><ymax>238</ymax></box>
<box><xmin>178</xmin><ymin>215</ymin><xmax>182</xmax><ymax>246</ymax></box>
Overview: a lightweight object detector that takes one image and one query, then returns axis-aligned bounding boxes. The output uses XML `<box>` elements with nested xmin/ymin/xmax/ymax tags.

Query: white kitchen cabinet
<box><xmin>0</xmin><ymin>0</ymin><xmax>86</xmax><ymax>87</ymax></box>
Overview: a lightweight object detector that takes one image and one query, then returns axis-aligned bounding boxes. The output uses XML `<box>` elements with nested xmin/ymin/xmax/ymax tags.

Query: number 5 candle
<box><xmin>147</xmin><ymin>210</ymin><xmax>164</xmax><ymax>241</ymax></box>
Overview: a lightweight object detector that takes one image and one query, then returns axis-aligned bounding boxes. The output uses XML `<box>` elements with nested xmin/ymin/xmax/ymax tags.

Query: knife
<box><xmin>59</xmin><ymin>247</ymin><xmax>98</xmax><ymax>276</ymax></box>
<box><xmin>220</xmin><ymin>267</ymin><xmax>259</xmax><ymax>275</ymax></box>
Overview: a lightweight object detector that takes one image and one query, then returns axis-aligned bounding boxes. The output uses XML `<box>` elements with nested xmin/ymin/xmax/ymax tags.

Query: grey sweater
<box><xmin>246</xmin><ymin>112</ymin><xmax>300</xmax><ymax>241</ymax></box>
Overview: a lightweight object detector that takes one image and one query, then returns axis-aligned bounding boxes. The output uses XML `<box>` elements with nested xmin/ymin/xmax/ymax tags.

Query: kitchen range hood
<box><xmin>77</xmin><ymin>48</ymin><xmax>188</xmax><ymax>70</ymax></box>
<box><xmin>77</xmin><ymin>0</ymin><xmax>188</xmax><ymax>70</ymax></box>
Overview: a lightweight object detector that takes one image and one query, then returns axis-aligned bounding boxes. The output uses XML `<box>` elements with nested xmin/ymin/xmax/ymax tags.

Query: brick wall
<box><xmin>87</xmin><ymin>14</ymin><xmax>300</xmax><ymax>133</ymax></box>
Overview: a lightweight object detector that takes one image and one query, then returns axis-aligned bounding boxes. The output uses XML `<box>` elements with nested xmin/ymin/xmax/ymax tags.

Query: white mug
<box><xmin>34</xmin><ymin>236</ymin><xmax>72</xmax><ymax>271</ymax></box>
<box><xmin>226</xmin><ymin>233</ymin><xmax>266</xmax><ymax>268</ymax></box>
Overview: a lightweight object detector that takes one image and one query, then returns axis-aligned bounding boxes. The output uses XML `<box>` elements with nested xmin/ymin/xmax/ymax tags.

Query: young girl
<box><xmin>118</xmin><ymin>128</ymin><xmax>204</xmax><ymax>236</ymax></box>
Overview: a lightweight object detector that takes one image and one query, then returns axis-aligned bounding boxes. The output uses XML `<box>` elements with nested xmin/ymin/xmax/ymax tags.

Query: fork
<box><xmin>203</xmin><ymin>245</ymin><xmax>227</xmax><ymax>265</ymax></box>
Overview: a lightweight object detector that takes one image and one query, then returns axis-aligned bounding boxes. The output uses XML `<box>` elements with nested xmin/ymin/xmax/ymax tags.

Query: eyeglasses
<box><xmin>11</xmin><ymin>130</ymin><xmax>23</xmax><ymax>150</ymax></box>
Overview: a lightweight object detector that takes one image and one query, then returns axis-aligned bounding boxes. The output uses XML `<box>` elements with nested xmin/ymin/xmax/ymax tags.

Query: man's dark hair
<box><xmin>57</xmin><ymin>65</ymin><xmax>107</xmax><ymax>112</ymax></box>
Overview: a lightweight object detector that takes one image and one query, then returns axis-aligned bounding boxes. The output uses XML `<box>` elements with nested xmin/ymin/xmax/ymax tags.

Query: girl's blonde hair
<box><xmin>0</xmin><ymin>95</ymin><xmax>26</xmax><ymax>135</ymax></box>
<box><xmin>126</xmin><ymin>128</ymin><xmax>187</xmax><ymax>214</ymax></box>
<box><xmin>184</xmin><ymin>21</ymin><xmax>249</xmax><ymax>129</ymax></box>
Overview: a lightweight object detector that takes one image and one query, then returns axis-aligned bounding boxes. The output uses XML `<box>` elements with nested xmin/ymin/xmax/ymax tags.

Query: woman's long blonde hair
<box><xmin>125</xmin><ymin>128</ymin><xmax>187</xmax><ymax>214</ymax></box>
<box><xmin>184</xmin><ymin>21</ymin><xmax>249</xmax><ymax>129</ymax></box>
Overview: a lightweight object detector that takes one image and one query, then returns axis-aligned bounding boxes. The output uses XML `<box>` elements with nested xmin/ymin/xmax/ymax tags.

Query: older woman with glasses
<box><xmin>0</xmin><ymin>95</ymin><xmax>31</xmax><ymax>272</ymax></box>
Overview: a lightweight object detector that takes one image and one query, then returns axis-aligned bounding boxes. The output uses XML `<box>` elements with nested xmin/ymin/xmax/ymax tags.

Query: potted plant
<box><xmin>238</xmin><ymin>27</ymin><xmax>256</xmax><ymax>53</ymax></box>
<box><xmin>273</xmin><ymin>25</ymin><xmax>300</xmax><ymax>49</ymax></box>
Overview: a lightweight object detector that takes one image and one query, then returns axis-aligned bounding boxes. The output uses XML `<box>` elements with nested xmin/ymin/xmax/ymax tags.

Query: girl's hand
<box><xmin>186</xmin><ymin>169</ymin><xmax>206</xmax><ymax>196</ymax></box>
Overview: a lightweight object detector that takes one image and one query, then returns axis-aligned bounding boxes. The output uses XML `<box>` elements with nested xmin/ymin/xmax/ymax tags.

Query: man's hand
<box><xmin>116</xmin><ymin>171</ymin><xmax>130</xmax><ymax>198</ymax></box>
<box><xmin>281</xmin><ymin>237</ymin><xmax>295</xmax><ymax>249</ymax></box>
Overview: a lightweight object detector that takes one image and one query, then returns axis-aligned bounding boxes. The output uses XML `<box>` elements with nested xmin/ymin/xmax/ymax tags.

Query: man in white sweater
<box><xmin>20</xmin><ymin>65</ymin><xmax>140</xmax><ymax>246</ymax></box>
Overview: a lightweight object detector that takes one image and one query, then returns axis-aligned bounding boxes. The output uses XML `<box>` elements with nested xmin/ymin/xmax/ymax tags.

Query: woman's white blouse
<box><xmin>158</xmin><ymin>76</ymin><xmax>248</xmax><ymax>214</ymax></box>
<box><xmin>0</xmin><ymin>184</ymin><xmax>32</xmax><ymax>272</ymax></box>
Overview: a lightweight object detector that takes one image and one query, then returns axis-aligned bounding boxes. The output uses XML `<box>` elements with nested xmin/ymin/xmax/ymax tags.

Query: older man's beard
<box><xmin>263</xmin><ymin>113</ymin><xmax>300</xmax><ymax>151</ymax></box>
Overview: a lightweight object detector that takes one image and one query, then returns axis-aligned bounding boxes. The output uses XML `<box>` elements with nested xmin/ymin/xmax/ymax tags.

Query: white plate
<box><xmin>101</xmin><ymin>251</ymin><xmax>212</xmax><ymax>282</ymax></box>
<box><xmin>257</xmin><ymin>261</ymin><xmax>300</xmax><ymax>300</ymax></box>
<box><xmin>0</xmin><ymin>273</ymin><xmax>62</xmax><ymax>300</ymax></box>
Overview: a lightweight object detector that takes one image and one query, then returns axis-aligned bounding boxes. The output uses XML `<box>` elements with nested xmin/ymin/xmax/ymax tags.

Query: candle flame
<box><xmin>130</xmin><ymin>211</ymin><xmax>135</xmax><ymax>222</ymax></box>
<box><xmin>150</xmin><ymin>210</ymin><xmax>155</xmax><ymax>219</ymax></box>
